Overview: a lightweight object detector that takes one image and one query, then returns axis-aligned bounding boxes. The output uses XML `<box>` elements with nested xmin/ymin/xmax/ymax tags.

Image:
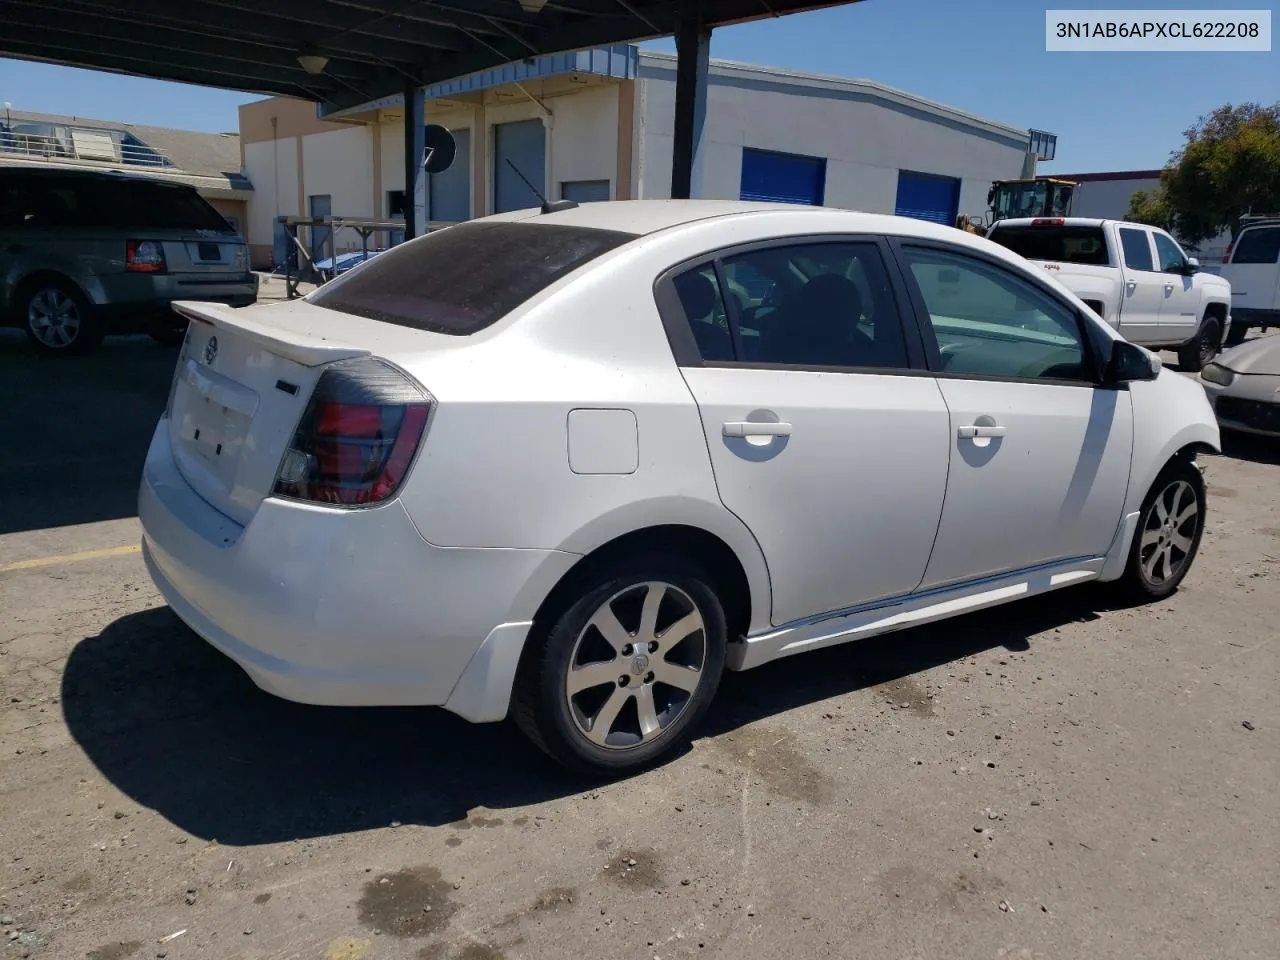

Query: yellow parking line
<box><xmin>0</xmin><ymin>543</ymin><xmax>142</xmax><ymax>574</ymax></box>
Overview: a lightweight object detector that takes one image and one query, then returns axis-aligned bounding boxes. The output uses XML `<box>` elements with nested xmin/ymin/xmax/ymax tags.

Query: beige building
<box><xmin>239</xmin><ymin>45</ymin><xmax>1042</xmax><ymax>271</ymax></box>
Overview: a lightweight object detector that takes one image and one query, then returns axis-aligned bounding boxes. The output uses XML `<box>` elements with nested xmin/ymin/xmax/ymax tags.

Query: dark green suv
<box><xmin>1</xmin><ymin>166</ymin><xmax>258</xmax><ymax>354</ymax></box>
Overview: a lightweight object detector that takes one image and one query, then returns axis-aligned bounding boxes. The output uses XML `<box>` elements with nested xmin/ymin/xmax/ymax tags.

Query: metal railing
<box><xmin>0</xmin><ymin>122</ymin><xmax>175</xmax><ymax>168</ymax></box>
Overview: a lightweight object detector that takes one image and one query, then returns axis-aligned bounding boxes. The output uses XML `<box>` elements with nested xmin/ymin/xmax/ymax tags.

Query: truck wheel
<box><xmin>1176</xmin><ymin>316</ymin><xmax>1220</xmax><ymax>372</ymax></box>
<box><xmin>21</xmin><ymin>278</ymin><xmax>105</xmax><ymax>355</ymax></box>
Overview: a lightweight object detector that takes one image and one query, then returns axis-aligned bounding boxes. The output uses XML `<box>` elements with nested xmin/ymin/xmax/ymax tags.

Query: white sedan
<box><xmin>140</xmin><ymin>200</ymin><xmax>1220</xmax><ymax>775</ymax></box>
<box><xmin>1201</xmin><ymin>334</ymin><xmax>1280</xmax><ymax>436</ymax></box>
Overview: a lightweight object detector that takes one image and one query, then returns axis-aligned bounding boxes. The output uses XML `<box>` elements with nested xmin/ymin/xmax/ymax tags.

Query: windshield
<box><xmin>988</xmin><ymin>224</ymin><xmax>1111</xmax><ymax>266</ymax></box>
<box><xmin>307</xmin><ymin>220</ymin><xmax>636</xmax><ymax>335</ymax></box>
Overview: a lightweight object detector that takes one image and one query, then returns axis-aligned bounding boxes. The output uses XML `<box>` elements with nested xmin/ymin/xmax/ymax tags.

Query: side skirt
<box><xmin>727</xmin><ymin>556</ymin><xmax>1106</xmax><ymax>671</ymax></box>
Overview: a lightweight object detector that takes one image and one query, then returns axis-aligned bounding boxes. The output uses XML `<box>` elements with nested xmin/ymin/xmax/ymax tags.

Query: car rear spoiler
<box><xmin>171</xmin><ymin>300</ymin><xmax>372</xmax><ymax>367</ymax></box>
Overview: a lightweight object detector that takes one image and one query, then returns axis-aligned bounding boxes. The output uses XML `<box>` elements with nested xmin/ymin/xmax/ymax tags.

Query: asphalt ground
<box><xmin>1</xmin><ymin>328</ymin><xmax>1277</xmax><ymax>960</ymax></box>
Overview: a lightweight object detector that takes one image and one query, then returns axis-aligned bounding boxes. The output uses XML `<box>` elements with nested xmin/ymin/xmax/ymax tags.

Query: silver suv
<box><xmin>0</xmin><ymin>167</ymin><xmax>258</xmax><ymax>354</ymax></box>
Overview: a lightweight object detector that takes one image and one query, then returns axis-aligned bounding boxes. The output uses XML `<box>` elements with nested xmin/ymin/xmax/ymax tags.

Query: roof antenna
<box><xmin>505</xmin><ymin>158</ymin><xmax>578</xmax><ymax>214</ymax></box>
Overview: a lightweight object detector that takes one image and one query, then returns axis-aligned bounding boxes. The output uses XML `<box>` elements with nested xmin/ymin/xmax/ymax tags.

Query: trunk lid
<box><xmin>166</xmin><ymin>300</ymin><xmax>373</xmax><ymax>525</ymax></box>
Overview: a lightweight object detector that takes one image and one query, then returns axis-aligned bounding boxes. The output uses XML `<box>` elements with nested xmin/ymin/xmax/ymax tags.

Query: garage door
<box><xmin>894</xmin><ymin>171</ymin><xmax>961</xmax><ymax>225</ymax></box>
<box><xmin>493</xmin><ymin>119</ymin><xmax>546</xmax><ymax>213</ymax></box>
<box><xmin>429</xmin><ymin>127</ymin><xmax>471</xmax><ymax>223</ymax></box>
<box><xmin>739</xmin><ymin>148</ymin><xmax>826</xmax><ymax>205</ymax></box>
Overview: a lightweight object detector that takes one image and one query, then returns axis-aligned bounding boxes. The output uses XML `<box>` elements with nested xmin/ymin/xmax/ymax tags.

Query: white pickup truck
<box><xmin>987</xmin><ymin>217</ymin><xmax>1233</xmax><ymax>371</ymax></box>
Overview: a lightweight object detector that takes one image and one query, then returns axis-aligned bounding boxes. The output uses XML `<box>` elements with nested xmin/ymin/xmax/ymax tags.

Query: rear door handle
<box><xmin>723</xmin><ymin>421</ymin><xmax>792</xmax><ymax>438</ymax></box>
<box><xmin>957</xmin><ymin>424</ymin><xmax>1006</xmax><ymax>439</ymax></box>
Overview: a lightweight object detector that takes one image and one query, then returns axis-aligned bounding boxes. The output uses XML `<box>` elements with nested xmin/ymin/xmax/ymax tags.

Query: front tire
<box><xmin>22</xmin><ymin>279</ymin><xmax>104</xmax><ymax>355</ymax></box>
<box><xmin>511</xmin><ymin>556</ymin><xmax>728</xmax><ymax>776</ymax></box>
<box><xmin>1177</xmin><ymin>315</ymin><xmax>1221</xmax><ymax>372</ymax></box>
<box><xmin>1117</xmin><ymin>460</ymin><xmax>1206</xmax><ymax>602</ymax></box>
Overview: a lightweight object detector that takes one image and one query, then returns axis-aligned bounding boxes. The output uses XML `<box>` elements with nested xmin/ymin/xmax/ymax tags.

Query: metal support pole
<box><xmin>671</xmin><ymin>0</ymin><xmax>710</xmax><ymax>200</ymax></box>
<box><xmin>404</xmin><ymin>80</ymin><xmax>426</xmax><ymax>239</ymax></box>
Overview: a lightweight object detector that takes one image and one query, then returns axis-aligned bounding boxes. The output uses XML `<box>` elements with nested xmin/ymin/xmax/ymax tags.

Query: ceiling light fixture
<box><xmin>297</xmin><ymin>46</ymin><xmax>330</xmax><ymax>75</ymax></box>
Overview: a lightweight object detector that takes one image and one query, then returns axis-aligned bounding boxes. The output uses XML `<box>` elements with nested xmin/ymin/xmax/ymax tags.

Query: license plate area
<box><xmin>182</xmin><ymin>396</ymin><xmax>251</xmax><ymax>488</ymax></box>
<box><xmin>197</xmin><ymin>242</ymin><xmax>222</xmax><ymax>261</ymax></box>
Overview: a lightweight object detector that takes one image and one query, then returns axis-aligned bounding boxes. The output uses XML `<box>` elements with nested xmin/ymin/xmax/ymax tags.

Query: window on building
<box><xmin>561</xmin><ymin>180</ymin><xmax>611</xmax><ymax>203</ymax></box>
<box><xmin>386</xmin><ymin>190</ymin><xmax>407</xmax><ymax>218</ymax></box>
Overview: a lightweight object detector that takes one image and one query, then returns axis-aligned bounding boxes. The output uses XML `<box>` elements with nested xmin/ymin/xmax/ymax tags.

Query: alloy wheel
<box><xmin>28</xmin><ymin>288</ymin><xmax>82</xmax><ymax>349</ymax></box>
<box><xmin>1138</xmin><ymin>479</ymin><xmax>1199</xmax><ymax>585</ymax></box>
<box><xmin>565</xmin><ymin>581</ymin><xmax>707</xmax><ymax>749</ymax></box>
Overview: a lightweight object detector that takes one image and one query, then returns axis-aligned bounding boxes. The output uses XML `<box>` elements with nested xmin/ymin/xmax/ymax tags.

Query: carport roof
<box><xmin>1</xmin><ymin>0</ymin><xmax>866</xmax><ymax>112</ymax></box>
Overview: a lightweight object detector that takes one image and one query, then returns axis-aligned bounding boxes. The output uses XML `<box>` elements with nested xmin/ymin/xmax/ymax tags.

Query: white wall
<box><xmin>638</xmin><ymin>62</ymin><xmax>1029</xmax><ymax>219</ymax></box>
<box><xmin>301</xmin><ymin>126</ymin><xmax>375</xmax><ymax>219</ymax></box>
<box><xmin>547</xmin><ymin>84</ymin><xmax>619</xmax><ymax>199</ymax></box>
<box><xmin>242</xmin><ymin>137</ymin><xmax>298</xmax><ymax>249</ymax></box>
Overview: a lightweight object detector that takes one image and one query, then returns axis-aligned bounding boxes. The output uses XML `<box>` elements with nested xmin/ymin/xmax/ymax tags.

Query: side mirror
<box><xmin>1184</xmin><ymin>257</ymin><xmax>1201</xmax><ymax>275</ymax></box>
<box><xmin>1105</xmin><ymin>340</ymin><xmax>1161</xmax><ymax>384</ymax></box>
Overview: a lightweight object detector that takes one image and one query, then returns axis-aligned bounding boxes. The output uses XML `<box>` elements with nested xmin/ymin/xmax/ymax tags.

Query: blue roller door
<box><xmin>895</xmin><ymin>171</ymin><xmax>960</xmax><ymax>225</ymax></box>
<box><xmin>739</xmin><ymin>147</ymin><xmax>826</xmax><ymax>205</ymax></box>
<box><xmin>494</xmin><ymin>119</ymin><xmax>546</xmax><ymax>213</ymax></box>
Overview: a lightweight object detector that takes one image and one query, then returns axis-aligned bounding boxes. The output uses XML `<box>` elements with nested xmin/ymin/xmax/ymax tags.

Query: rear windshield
<box><xmin>308</xmin><ymin>221</ymin><xmax>636</xmax><ymax>335</ymax></box>
<box><xmin>1231</xmin><ymin>226</ymin><xmax>1280</xmax><ymax>265</ymax></box>
<box><xmin>988</xmin><ymin>224</ymin><xmax>1111</xmax><ymax>266</ymax></box>
<box><xmin>0</xmin><ymin>173</ymin><xmax>232</xmax><ymax>233</ymax></box>
<box><xmin>98</xmin><ymin>180</ymin><xmax>233</xmax><ymax>232</ymax></box>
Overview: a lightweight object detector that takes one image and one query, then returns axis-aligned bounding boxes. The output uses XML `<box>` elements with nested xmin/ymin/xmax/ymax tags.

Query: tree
<box><xmin>1125</xmin><ymin>102</ymin><xmax>1280</xmax><ymax>245</ymax></box>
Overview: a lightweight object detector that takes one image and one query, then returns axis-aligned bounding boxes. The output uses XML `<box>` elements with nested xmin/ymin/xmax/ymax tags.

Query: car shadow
<box><xmin>64</xmin><ymin>584</ymin><xmax>1137</xmax><ymax>847</ymax></box>
<box><xmin>1217</xmin><ymin>432</ymin><xmax>1280</xmax><ymax>467</ymax></box>
<box><xmin>0</xmin><ymin>333</ymin><xmax>177</xmax><ymax>536</ymax></box>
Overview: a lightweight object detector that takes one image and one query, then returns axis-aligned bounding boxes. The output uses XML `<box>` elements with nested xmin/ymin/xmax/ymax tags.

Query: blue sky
<box><xmin>0</xmin><ymin>0</ymin><xmax>1274</xmax><ymax>172</ymax></box>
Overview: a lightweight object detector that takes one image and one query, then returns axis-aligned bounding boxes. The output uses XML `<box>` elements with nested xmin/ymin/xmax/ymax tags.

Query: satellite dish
<box><xmin>423</xmin><ymin>124</ymin><xmax>456</xmax><ymax>174</ymax></box>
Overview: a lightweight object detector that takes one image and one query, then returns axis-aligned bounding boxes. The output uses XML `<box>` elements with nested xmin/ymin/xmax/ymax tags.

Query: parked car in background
<box><xmin>1201</xmin><ymin>333</ymin><xmax>1280</xmax><ymax>437</ymax></box>
<box><xmin>140</xmin><ymin>201</ymin><xmax>1220</xmax><ymax>775</ymax></box>
<box><xmin>0</xmin><ymin>166</ymin><xmax>257</xmax><ymax>354</ymax></box>
<box><xmin>987</xmin><ymin>217</ymin><xmax>1232</xmax><ymax>371</ymax></box>
<box><xmin>1219</xmin><ymin>217</ymin><xmax>1280</xmax><ymax>347</ymax></box>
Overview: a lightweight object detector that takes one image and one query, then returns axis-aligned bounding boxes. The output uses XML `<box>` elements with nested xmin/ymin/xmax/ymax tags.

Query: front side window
<box><xmin>1153</xmin><ymin>232</ymin><xmax>1186</xmax><ymax>272</ymax></box>
<box><xmin>1119</xmin><ymin>227</ymin><xmax>1155</xmax><ymax>272</ymax></box>
<box><xmin>902</xmin><ymin>245</ymin><xmax>1091</xmax><ymax>382</ymax></box>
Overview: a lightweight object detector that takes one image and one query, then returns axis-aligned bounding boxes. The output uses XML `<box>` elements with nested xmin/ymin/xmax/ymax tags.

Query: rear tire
<box><xmin>1176</xmin><ymin>316</ymin><xmax>1220</xmax><ymax>372</ymax></box>
<box><xmin>1116</xmin><ymin>460</ymin><xmax>1206</xmax><ymax>603</ymax></box>
<box><xmin>511</xmin><ymin>554</ymin><xmax>728</xmax><ymax>776</ymax></box>
<box><xmin>21</xmin><ymin>278</ymin><xmax>104</xmax><ymax>355</ymax></box>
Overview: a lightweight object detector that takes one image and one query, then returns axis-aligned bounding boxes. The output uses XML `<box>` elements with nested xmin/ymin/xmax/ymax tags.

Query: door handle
<box><xmin>1125</xmin><ymin>279</ymin><xmax>1137</xmax><ymax>288</ymax></box>
<box><xmin>723</xmin><ymin>421</ymin><xmax>792</xmax><ymax>438</ymax></box>
<box><xmin>1164</xmin><ymin>283</ymin><xmax>1174</xmax><ymax>293</ymax></box>
<box><xmin>957</xmin><ymin>424</ymin><xmax>1006</xmax><ymax>439</ymax></box>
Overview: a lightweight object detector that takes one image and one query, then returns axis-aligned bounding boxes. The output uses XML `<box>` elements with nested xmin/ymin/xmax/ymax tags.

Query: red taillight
<box><xmin>126</xmin><ymin>239</ymin><xmax>167</xmax><ymax>273</ymax></box>
<box><xmin>1222</xmin><ymin>241</ymin><xmax>1234</xmax><ymax>264</ymax></box>
<box><xmin>273</xmin><ymin>358</ymin><xmax>432</xmax><ymax>507</ymax></box>
<box><xmin>1031</xmin><ymin>218</ymin><xmax>1065</xmax><ymax>226</ymax></box>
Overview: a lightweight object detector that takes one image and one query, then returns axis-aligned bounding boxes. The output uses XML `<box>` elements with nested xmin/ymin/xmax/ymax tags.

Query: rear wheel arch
<box><xmin>11</xmin><ymin>270</ymin><xmax>90</xmax><ymax>316</ymax></box>
<box><xmin>528</xmin><ymin>524</ymin><xmax>754</xmax><ymax>658</ymax></box>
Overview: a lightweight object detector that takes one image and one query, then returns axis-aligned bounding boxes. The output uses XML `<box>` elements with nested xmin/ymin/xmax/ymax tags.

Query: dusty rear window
<box><xmin>988</xmin><ymin>224</ymin><xmax>1111</xmax><ymax>267</ymax></box>
<box><xmin>308</xmin><ymin>220</ymin><xmax>636</xmax><ymax>336</ymax></box>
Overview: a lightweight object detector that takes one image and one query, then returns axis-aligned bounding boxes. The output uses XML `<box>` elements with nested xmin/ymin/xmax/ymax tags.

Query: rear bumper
<box><xmin>96</xmin><ymin>273</ymin><xmax>260</xmax><ymax>328</ymax></box>
<box><xmin>138</xmin><ymin>421</ymin><xmax>577</xmax><ymax>716</ymax></box>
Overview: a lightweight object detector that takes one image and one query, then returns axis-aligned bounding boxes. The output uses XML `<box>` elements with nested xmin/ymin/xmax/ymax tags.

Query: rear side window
<box><xmin>95</xmin><ymin>180</ymin><xmax>232</xmax><ymax>232</ymax></box>
<box><xmin>1231</xmin><ymin>226</ymin><xmax>1280</xmax><ymax>264</ymax></box>
<box><xmin>1119</xmin><ymin>228</ymin><xmax>1155</xmax><ymax>271</ymax></box>
<box><xmin>308</xmin><ymin>221</ymin><xmax>635</xmax><ymax>335</ymax></box>
<box><xmin>988</xmin><ymin>225</ymin><xmax>1111</xmax><ymax>266</ymax></box>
